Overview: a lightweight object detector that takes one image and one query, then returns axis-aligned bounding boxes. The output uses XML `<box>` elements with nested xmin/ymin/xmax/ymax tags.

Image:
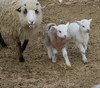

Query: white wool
<box><xmin>68</xmin><ymin>19</ymin><xmax>92</xmax><ymax>63</ymax></box>
<box><xmin>0</xmin><ymin>0</ymin><xmax>42</xmax><ymax>40</ymax></box>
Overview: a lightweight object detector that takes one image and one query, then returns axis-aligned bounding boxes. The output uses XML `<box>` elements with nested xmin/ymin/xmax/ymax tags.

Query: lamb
<box><xmin>68</xmin><ymin>19</ymin><xmax>92</xmax><ymax>63</ymax></box>
<box><xmin>0</xmin><ymin>0</ymin><xmax>42</xmax><ymax>62</ymax></box>
<box><xmin>44</xmin><ymin>23</ymin><xmax>71</xmax><ymax>67</ymax></box>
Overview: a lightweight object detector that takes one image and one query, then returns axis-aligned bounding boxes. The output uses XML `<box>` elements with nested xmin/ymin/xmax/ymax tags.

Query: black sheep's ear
<box><xmin>16</xmin><ymin>7</ymin><xmax>21</xmax><ymax>12</ymax></box>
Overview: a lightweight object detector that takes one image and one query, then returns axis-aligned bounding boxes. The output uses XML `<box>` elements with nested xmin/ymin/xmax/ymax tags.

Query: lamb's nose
<box><xmin>28</xmin><ymin>20</ymin><xmax>34</xmax><ymax>25</ymax></box>
<box><xmin>87</xmin><ymin>29</ymin><xmax>90</xmax><ymax>32</ymax></box>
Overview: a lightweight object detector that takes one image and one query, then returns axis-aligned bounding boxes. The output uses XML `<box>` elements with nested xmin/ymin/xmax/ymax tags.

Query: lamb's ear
<box><xmin>66</xmin><ymin>22</ymin><xmax>69</xmax><ymax>26</ymax></box>
<box><xmin>76</xmin><ymin>21</ymin><xmax>81</xmax><ymax>26</ymax></box>
<box><xmin>52</xmin><ymin>26</ymin><xmax>58</xmax><ymax>30</ymax></box>
<box><xmin>16</xmin><ymin>7</ymin><xmax>21</xmax><ymax>12</ymax></box>
<box><xmin>48</xmin><ymin>23</ymin><xmax>57</xmax><ymax>30</ymax></box>
<box><xmin>89</xmin><ymin>19</ymin><xmax>92</xmax><ymax>22</ymax></box>
<box><xmin>51</xmin><ymin>26</ymin><xmax>57</xmax><ymax>34</ymax></box>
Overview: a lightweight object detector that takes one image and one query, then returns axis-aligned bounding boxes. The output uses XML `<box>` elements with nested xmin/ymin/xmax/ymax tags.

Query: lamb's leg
<box><xmin>47</xmin><ymin>46</ymin><xmax>53</xmax><ymax>59</ymax></box>
<box><xmin>84</xmin><ymin>41</ymin><xmax>89</xmax><ymax>51</ymax></box>
<box><xmin>17</xmin><ymin>40</ymin><xmax>25</xmax><ymax>62</ymax></box>
<box><xmin>0</xmin><ymin>33</ymin><xmax>7</xmax><ymax>48</ymax></box>
<box><xmin>62</xmin><ymin>48</ymin><xmax>71</xmax><ymax>67</ymax></box>
<box><xmin>52</xmin><ymin>48</ymin><xmax>58</xmax><ymax>63</ymax></box>
<box><xmin>76</xmin><ymin>42</ymin><xmax>88</xmax><ymax>63</ymax></box>
<box><xmin>84</xmin><ymin>44</ymin><xmax>88</xmax><ymax>51</ymax></box>
<box><xmin>21</xmin><ymin>40</ymin><xmax>29</xmax><ymax>53</ymax></box>
<box><xmin>84</xmin><ymin>35</ymin><xmax>89</xmax><ymax>51</ymax></box>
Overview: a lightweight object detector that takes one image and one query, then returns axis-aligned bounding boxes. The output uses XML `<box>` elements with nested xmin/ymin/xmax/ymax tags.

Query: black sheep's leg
<box><xmin>17</xmin><ymin>40</ymin><xmax>25</xmax><ymax>62</ymax></box>
<box><xmin>21</xmin><ymin>40</ymin><xmax>29</xmax><ymax>53</ymax></box>
<box><xmin>0</xmin><ymin>33</ymin><xmax>7</xmax><ymax>48</ymax></box>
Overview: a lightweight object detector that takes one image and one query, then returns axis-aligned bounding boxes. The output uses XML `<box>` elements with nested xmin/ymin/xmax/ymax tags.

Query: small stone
<box><xmin>58</xmin><ymin>0</ymin><xmax>63</xmax><ymax>3</ymax></box>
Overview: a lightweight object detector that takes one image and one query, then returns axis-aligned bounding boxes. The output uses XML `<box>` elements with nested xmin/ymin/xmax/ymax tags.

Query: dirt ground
<box><xmin>0</xmin><ymin>0</ymin><xmax>100</xmax><ymax>88</ymax></box>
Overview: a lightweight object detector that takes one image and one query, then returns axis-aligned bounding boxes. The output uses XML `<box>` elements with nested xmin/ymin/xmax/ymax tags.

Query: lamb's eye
<box><xmin>36</xmin><ymin>3</ymin><xmax>39</xmax><ymax>5</ymax></box>
<box><xmin>82</xmin><ymin>25</ymin><xmax>85</xmax><ymax>28</ymax></box>
<box><xmin>59</xmin><ymin>31</ymin><xmax>61</xmax><ymax>33</ymax></box>
<box><xmin>35</xmin><ymin>9</ymin><xmax>39</xmax><ymax>14</ymax></box>
<box><xmin>23</xmin><ymin>8</ymin><xmax>27</xmax><ymax>14</ymax></box>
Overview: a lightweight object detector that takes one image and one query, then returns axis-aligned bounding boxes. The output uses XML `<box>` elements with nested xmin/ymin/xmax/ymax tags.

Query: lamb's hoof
<box><xmin>83</xmin><ymin>61</ymin><xmax>88</xmax><ymax>64</ymax></box>
<box><xmin>52</xmin><ymin>58</ymin><xmax>57</xmax><ymax>63</ymax></box>
<box><xmin>1</xmin><ymin>44</ymin><xmax>8</xmax><ymax>48</ymax></box>
<box><xmin>19</xmin><ymin>57</ymin><xmax>25</xmax><ymax>62</ymax></box>
<box><xmin>58</xmin><ymin>62</ymin><xmax>72</xmax><ymax>70</ymax></box>
<box><xmin>83</xmin><ymin>59</ymin><xmax>88</xmax><ymax>64</ymax></box>
<box><xmin>66</xmin><ymin>63</ymin><xmax>71</xmax><ymax>68</ymax></box>
<box><xmin>65</xmin><ymin>61</ymin><xmax>71</xmax><ymax>67</ymax></box>
<box><xmin>82</xmin><ymin>57</ymin><xmax>88</xmax><ymax>63</ymax></box>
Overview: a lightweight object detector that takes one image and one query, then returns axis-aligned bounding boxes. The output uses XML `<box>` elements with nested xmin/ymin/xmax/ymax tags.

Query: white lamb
<box><xmin>0</xmin><ymin>0</ymin><xmax>42</xmax><ymax>62</ymax></box>
<box><xmin>44</xmin><ymin>23</ymin><xmax>71</xmax><ymax>67</ymax></box>
<box><xmin>68</xmin><ymin>19</ymin><xmax>92</xmax><ymax>63</ymax></box>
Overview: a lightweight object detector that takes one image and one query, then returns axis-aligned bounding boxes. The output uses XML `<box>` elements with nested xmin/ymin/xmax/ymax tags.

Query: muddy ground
<box><xmin>0</xmin><ymin>0</ymin><xmax>100</xmax><ymax>88</ymax></box>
